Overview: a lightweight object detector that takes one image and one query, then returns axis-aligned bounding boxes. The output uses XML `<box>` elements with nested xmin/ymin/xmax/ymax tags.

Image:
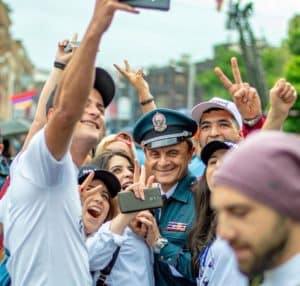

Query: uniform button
<box><xmin>160</xmin><ymin>256</ymin><xmax>164</xmax><ymax>260</ymax></box>
<box><xmin>167</xmin><ymin>258</ymin><xmax>171</xmax><ymax>262</ymax></box>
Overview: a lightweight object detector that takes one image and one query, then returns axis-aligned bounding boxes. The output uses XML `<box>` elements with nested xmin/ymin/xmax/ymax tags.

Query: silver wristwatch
<box><xmin>153</xmin><ymin>237</ymin><xmax>168</xmax><ymax>254</ymax></box>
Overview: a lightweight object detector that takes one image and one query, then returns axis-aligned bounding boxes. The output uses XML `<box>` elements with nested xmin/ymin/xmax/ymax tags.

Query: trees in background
<box><xmin>197</xmin><ymin>14</ymin><xmax>300</xmax><ymax>133</ymax></box>
<box><xmin>284</xmin><ymin>14</ymin><xmax>300</xmax><ymax>133</ymax></box>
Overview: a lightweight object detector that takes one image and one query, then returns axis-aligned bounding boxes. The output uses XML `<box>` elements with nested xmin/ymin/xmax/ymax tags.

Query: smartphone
<box><xmin>118</xmin><ymin>187</ymin><xmax>163</xmax><ymax>213</ymax></box>
<box><xmin>64</xmin><ymin>41</ymin><xmax>81</xmax><ymax>53</ymax></box>
<box><xmin>120</xmin><ymin>0</ymin><xmax>170</xmax><ymax>11</ymax></box>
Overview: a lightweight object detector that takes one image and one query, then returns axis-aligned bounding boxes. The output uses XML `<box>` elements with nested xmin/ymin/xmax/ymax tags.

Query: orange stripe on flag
<box><xmin>14</xmin><ymin>100</ymin><xmax>33</xmax><ymax>110</ymax></box>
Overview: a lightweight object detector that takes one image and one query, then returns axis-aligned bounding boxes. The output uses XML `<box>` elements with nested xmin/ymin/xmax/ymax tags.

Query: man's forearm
<box><xmin>138</xmin><ymin>89</ymin><xmax>157</xmax><ymax>114</ymax></box>
<box><xmin>262</xmin><ymin>109</ymin><xmax>288</xmax><ymax>130</ymax></box>
<box><xmin>22</xmin><ymin>68</ymin><xmax>64</xmax><ymax>152</ymax></box>
<box><xmin>57</xmin><ymin>27</ymin><xmax>102</xmax><ymax>122</ymax></box>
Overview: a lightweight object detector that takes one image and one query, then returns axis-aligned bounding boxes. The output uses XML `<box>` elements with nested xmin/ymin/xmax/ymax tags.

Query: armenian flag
<box><xmin>10</xmin><ymin>89</ymin><xmax>37</xmax><ymax>109</ymax></box>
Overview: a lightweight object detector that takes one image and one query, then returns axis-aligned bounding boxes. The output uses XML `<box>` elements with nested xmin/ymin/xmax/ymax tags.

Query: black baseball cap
<box><xmin>94</xmin><ymin>67</ymin><xmax>115</xmax><ymax>108</ymax></box>
<box><xmin>78</xmin><ymin>165</ymin><xmax>121</xmax><ymax>198</ymax></box>
<box><xmin>201</xmin><ymin>140</ymin><xmax>237</xmax><ymax>165</ymax></box>
<box><xmin>46</xmin><ymin>67</ymin><xmax>115</xmax><ymax>114</ymax></box>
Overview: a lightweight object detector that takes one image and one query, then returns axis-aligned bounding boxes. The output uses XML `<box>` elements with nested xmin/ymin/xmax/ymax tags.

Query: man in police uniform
<box><xmin>133</xmin><ymin>108</ymin><xmax>198</xmax><ymax>286</ymax></box>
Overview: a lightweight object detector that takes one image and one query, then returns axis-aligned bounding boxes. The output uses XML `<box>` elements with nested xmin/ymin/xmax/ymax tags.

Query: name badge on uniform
<box><xmin>166</xmin><ymin>221</ymin><xmax>187</xmax><ymax>232</ymax></box>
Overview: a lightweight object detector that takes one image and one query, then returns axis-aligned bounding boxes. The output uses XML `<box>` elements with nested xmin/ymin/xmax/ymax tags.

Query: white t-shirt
<box><xmin>2</xmin><ymin>128</ymin><xmax>92</xmax><ymax>286</ymax></box>
<box><xmin>87</xmin><ymin>221</ymin><xmax>154</xmax><ymax>286</ymax></box>
<box><xmin>197</xmin><ymin>237</ymin><xmax>248</xmax><ymax>286</ymax></box>
<box><xmin>261</xmin><ymin>252</ymin><xmax>300</xmax><ymax>286</ymax></box>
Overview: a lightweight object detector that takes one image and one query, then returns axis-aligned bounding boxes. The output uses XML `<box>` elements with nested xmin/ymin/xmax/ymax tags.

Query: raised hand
<box><xmin>55</xmin><ymin>33</ymin><xmax>79</xmax><ymax>66</ymax></box>
<box><xmin>79</xmin><ymin>171</ymin><xmax>98</xmax><ymax>203</ymax></box>
<box><xmin>114</xmin><ymin>60</ymin><xmax>150</xmax><ymax>94</ymax></box>
<box><xmin>93</xmin><ymin>0</ymin><xmax>139</xmax><ymax>34</ymax></box>
<box><xmin>214</xmin><ymin>57</ymin><xmax>262</xmax><ymax>120</ymax></box>
<box><xmin>269</xmin><ymin>78</ymin><xmax>297</xmax><ymax>116</ymax></box>
<box><xmin>124</xmin><ymin>159</ymin><xmax>155</xmax><ymax>200</ymax></box>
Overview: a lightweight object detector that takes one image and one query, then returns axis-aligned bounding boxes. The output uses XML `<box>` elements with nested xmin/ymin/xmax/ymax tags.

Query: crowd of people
<box><xmin>0</xmin><ymin>1</ymin><xmax>299</xmax><ymax>286</ymax></box>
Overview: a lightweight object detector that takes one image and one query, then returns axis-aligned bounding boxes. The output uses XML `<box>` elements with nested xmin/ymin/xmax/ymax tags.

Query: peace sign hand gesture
<box><xmin>114</xmin><ymin>60</ymin><xmax>150</xmax><ymax>95</ymax></box>
<box><xmin>214</xmin><ymin>57</ymin><xmax>262</xmax><ymax>120</ymax></box>
<box><xmin>79</xmin><ymin>171</ymin><xmax>105</xmax><ymax>204</ymax></box>
<box><xmin>124</xmin><ymin>159</ymin><xmax>155</xmax><ymax>201</ymax></box>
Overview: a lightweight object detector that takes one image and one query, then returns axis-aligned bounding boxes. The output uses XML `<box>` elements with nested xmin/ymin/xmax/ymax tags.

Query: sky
<box><xmin>7</xmin><ymin>0</ymin><xmax>300</xmax><ymax>72</ymax></box>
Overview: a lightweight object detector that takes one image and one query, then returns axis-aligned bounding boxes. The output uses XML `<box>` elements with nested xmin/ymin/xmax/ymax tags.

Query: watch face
<box><xmin>153</xmin><ymin>237</ymin><xmax>168</xmax><ymax>254</ymax></box>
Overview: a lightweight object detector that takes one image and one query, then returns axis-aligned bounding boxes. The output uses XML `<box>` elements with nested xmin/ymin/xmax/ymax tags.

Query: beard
<box><xmin>232</xmin><ymin>215</ymin><xmax>289</xmax><ymax>279</ymax></box>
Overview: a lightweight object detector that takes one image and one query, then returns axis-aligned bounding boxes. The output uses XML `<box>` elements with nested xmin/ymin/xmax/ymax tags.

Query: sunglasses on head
<box><xmin>114</xmin><ymin>132</ymin><xmax>133</xmax><ymax>148</ymax></box>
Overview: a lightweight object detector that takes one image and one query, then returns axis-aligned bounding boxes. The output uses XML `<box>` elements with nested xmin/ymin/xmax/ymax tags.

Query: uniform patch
<box><xmin>166</xmin><ymin>221</ymin><xmax>187</xmax><ymax>232</ymax></box>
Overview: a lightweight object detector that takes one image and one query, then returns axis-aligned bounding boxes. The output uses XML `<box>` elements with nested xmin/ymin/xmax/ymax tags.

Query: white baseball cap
<box><xmin>191</xmin><ymin>97</ymin><xmax>242</xmax><ymax>128</ymax></box>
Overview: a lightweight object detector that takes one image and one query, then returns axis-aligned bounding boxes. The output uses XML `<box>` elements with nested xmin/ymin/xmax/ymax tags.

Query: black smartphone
<box><xmin>118</xmin><ymin>187</ymin><xmax>163</xmax><ymax>213</ymax></box>
<box><xmin>120</xmin><ymin>0</ymin><xmax>170</xmax><ymax>11</ymax></box>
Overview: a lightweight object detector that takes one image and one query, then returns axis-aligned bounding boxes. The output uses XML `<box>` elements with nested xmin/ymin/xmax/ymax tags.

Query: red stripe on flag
<box><xmin>10</xmin><ymin>89</ymin><xmax>37</xmax><ymax>102</ymax></box>
<box><xmin>12</xmin><ymin>96</ymin><xmax>34</xmax><ymax>104</ymax></box>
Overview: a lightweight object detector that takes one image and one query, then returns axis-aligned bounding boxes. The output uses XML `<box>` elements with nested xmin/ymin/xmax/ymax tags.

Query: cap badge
<box><xmin>152</xmin><ymin>112</ymin><xmax>167</xmax><ymax>132</ymax></box>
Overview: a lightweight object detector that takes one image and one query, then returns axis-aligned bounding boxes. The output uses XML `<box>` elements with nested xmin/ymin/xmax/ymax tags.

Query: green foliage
<box><xmin>260</xmin><ymin>46</ymin><xmax>290</xmax><ymax>89</ymax></box>
<box><xmin>196</xmin><ymin>14</ymin><xmax>300</xmax><ymax>133</ymax></box>
<box><xmin>284</xmin><ymin>14</ymin><xmax>300</xmax><ymax>133</ymax></box>
<box><xmin>287</xmin><ymin>14</ymin><xmax>300</xmax><ymax>55</ymax></box>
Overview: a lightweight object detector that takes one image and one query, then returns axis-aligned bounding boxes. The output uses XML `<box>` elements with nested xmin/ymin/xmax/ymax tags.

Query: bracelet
<box><xmin>243</xmin><ymin>113</ymin><xmax>262</xmax><ymax>127</ymax></box>
<box><xmin>54</xmin><ymin>61</ymin><xmax>66</xmax><ymax>70</ymax></box>
<box><xmin>140</xmin><ymin>97</ymin><xmax>154</xmax><ymax>106</ymax></box>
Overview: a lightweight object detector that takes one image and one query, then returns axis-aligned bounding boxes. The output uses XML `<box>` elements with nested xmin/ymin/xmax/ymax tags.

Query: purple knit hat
<box><xmin>214</xmin><ymin>131</ymin><xmax>300</xmax><ymax>221</ymax></box>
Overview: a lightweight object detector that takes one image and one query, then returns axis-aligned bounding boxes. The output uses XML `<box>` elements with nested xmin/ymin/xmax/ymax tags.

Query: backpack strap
<box><xmin>95</xmin><ymin>246</ymin><xmax>121</xmax><ymax>286</ymax></box>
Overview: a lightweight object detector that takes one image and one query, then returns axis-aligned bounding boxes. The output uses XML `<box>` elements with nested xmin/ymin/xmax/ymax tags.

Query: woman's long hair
<box><xmin>187</xmin><ymin>169</ymin><xmax>217</xmax><ymax>276</ymax></box>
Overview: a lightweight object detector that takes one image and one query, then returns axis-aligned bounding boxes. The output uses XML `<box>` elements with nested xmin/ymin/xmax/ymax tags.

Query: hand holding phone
<box><xmin>64</xmin><ymin>41</ymin><xmax>81</xmax><ymax>53</ymax></box>
<box><xmin>118</xmin><ymin>187</ymin><xmax>163</xmax><ymax>213</ymax></box>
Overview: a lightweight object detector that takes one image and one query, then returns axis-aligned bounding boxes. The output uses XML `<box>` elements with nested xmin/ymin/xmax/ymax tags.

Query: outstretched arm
<box><xmin>45</xmin><ymin>1</ymin><xmax>138</xmax><ymax>161</ymax></box>
<box><xmin>21</xmin><ymin>36</ymin><xmax>77</xmax><ymax>153</ymax></box>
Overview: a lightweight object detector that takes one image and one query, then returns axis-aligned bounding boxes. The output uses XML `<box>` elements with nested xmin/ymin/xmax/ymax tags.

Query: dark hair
<box><xmin>91</xmin><ymin>149</ymin><xmax>134</xmax><ymax>171</ymax></box>
<box><xmin>187</xmin><ymin>169</ymin><xmax>217</xmax><ymax>276</ymax></box>
<box><xmin>186</xmin><ymin>138</ymin><xmax>194</xmax><ymax>152</ymax></box>
<box><xmin>202</xmin><ymin>107</ymin><xmax>239</xmax><ymax>129</ymax></box>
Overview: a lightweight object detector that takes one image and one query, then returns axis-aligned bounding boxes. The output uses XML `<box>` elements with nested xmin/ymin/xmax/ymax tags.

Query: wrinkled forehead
<box><xmin>200</xmin><ymin>109</ymin><xmax>236</xmax><ymax>124</ymax></box>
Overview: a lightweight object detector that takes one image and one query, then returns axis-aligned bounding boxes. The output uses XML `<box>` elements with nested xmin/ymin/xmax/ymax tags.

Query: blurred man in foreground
<box><xmin>212</xmin><ymin>131</ymin><xmax>300</xmax><ymax>286</ymax></box>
